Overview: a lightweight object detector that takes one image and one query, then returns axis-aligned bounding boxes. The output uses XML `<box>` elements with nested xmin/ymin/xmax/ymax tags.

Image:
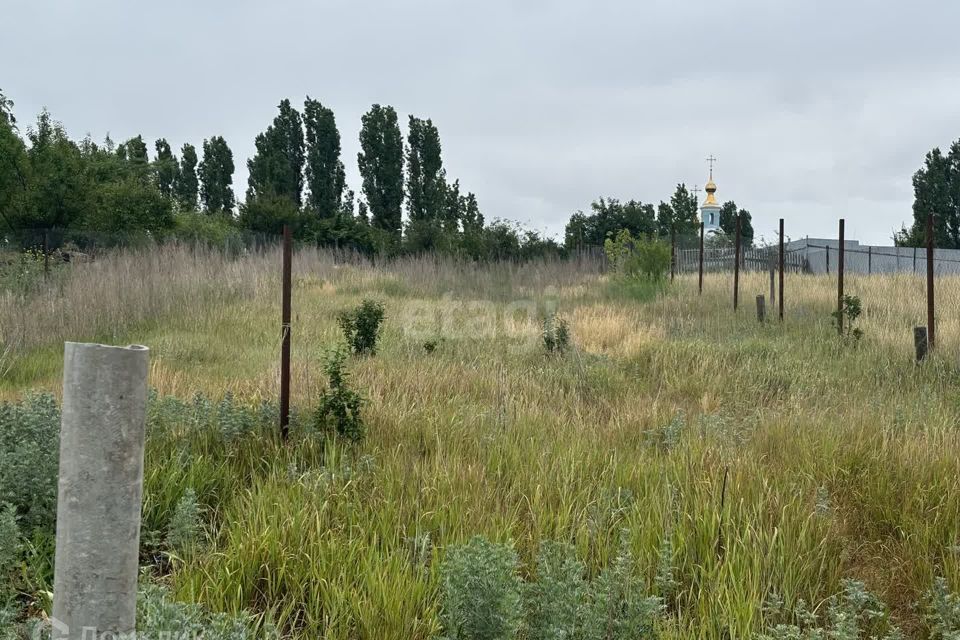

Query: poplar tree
<box><xmin>174</xmin><ymin>143</ymin><xmax>199</xmax><ymax>210</ymax></box>
<box><xmin>247</xmin><ymin>99</ymin><xmax>305</xmax><ymax>206</ymax></box>
<box><xmin>303</xmin><ymin>97</ymin><xmax>345</xmax><ymax>219</ymax></box>
<box><xmin>357</xmin><ymin>104</ymin><xmax>404</xmax><ymax>239</ymax></box>
<box><xmin>199</xmin><ymin>136</ymin><xmax>235</xmax><ymax>214</ymax></box>
<box><xmin>406</xmin><ymin>116</ymin><xmax>445</xmax><ymax>223</ymax></box>
<box><xmin>154</xmin><ymin>138</ymin><xmax>177</xmax><ymax>198</ymax></box>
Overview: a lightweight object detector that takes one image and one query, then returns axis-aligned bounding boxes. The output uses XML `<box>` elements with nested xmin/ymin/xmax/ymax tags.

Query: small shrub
<box><xmin>423</xmin><ymin>339</ymin><xmax>440</xmax><ymax>354</ymax></box>
<box><xmin>758</xmin><ymin>579</ymin><xmax>900</xmax><ymax>640</ymax></box>
<box><xmin>137</xmin><ymin>581</ymin><xmax>276</xmax><ymax>639</ymax></box>
<box><xmin>0</xmin><ymin>394</ymin><xmax>60</xmax><ymax>534</ymax></box>
<box><xmin>831</xmin><ymin>294</ymin><xmax>864</xmax><ymax>342</ymax></box>
<box><xmin>604</xmin><ymin>229</ymin><xmax>671</xmax><ymax>281</ymax></box>
<box><xmin>927</xmin><ymin>577</ymin><xmax>960</xmax><ymax>639</ymax></box>
<box><xmin>313</xmin><ymin>349</ymin><xmax>366</xmax><ymax>442</ymax></box>
<box><xmin>0</xmin><ymin>503</ymin><xmax>20</xmax><ymax>598</ymax></box>
<box><xmin>165</xmin><ymin>488</ymin><xmax>201</xmax><ymax>556</ymax></box>
<box><xmin>524</xmin><ymin>541</ymin><xmax>585</xmax><ymax>640</ymax></box>
<box><xmin>654</xmin><ymin>533</ymin><xmax>678</xmax><ymax>604</ymax></box>
<box><xmin>542</xmin><ymin>313</ymin><xmax>571</xmax><ymax>355</ymax></box>
<box><xmin>647</xmin><ymin>414</ymin><xmax>685</xmax><ymax>451</ymax></box>
<box><xmin>579</xmin><ymin>532</ymin><xmax>664</xmax><ymax>640</ymax></box>
<box><xmin>338</xmin><ymin>299</ymin><xmax>386</xmax><ymax>356</ymax></box>
<box><xmin>440</xmin><ymin>536</ymin><xmax>522</xmax><ymax>640</ymax></box>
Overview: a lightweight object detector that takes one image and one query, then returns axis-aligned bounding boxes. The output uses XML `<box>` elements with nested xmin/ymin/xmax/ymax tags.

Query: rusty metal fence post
<box><xmin>670</xmin><ymin>225</ymin><xmax>676</xmax><ymax>282</ymax></box>
<box><xmin>837</xmin><ymin>219</ymin><xmax>845</xmax><ymax>336</ymax></box>
<box><xmin>698</xmin><ymin>222</ymin><xmax>704</xmax><ymax>295</ymax></box>
<box><xmin>927</xmin><ymin>213</ymin><xmax>935</xmax><ymax>350</ymax></box>
<box><xmin>280</xmin><ymin>225</ymin><xmax>292</xmax><ymax>440</ymax></box>
<box><xmin>733</xmin><ymin>214</ymin><xmax>741</xmax><ymax>310</ymax></box>
<box><xmin>778</xmin><ymin>218</ymin><xmax>784</xmax><ymax>321</ymax></box>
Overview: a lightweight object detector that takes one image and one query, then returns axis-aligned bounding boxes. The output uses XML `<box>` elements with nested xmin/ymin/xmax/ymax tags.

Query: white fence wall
<box><xmin>676</xmin><ymin>240</ymin><xmax>960</xmax><ymax>275</ymax></box>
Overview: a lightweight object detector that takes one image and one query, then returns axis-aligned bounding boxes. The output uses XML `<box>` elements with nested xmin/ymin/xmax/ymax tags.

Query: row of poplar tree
<box><xmin>0</xmin><ymin>91</ymin><xmax>558</xmax><ymax>257</ymax></box>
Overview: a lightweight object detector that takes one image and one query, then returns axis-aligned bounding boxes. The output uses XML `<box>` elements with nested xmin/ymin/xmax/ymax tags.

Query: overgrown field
<box><xmin>2</xmin><ymin>244</ymin><xmax>960</xmax><ymax>638</ymax></box>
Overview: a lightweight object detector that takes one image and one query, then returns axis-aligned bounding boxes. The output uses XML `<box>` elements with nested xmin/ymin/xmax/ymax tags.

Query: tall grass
<box><xmin>3</xmin><ymin>245</ymin><xmax>960</xmax><ymax>638</ymax></box>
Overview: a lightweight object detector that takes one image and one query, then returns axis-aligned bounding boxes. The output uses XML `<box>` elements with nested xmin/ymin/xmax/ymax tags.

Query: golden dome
<box><xmin>702</xmin><ymin>178</ymin><xmax>719</xmax><ymax>206</ymax></box>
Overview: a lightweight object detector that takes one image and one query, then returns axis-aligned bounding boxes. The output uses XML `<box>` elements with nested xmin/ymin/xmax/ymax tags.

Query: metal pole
<box><xmin>53</xmin><ymin>343</ymin><xmax>149</xmax><ymax>639</ymax></box>
<box><xmin>769</xmin><ymin>267</ymin><xmax>775</xmax><ymax>307</ymax></box>
<box><xmin>698</xmin><ymin>222</ymin><xmax>704</xmax><ymax>295</ymax></box>
<box><xmin>927</xmin><ymin>213</ymin><xmax>935</xmax><ymax>349</ymax></box>
<box><xmin>778</xmin><ymin>218</ymin><xmax>784</xmax><ymax>321</ymax></box>
<box><xmin>43</xmin><ymin>229</ymin><xmax>50</xmax><ymax>280</ymax></box>
<box><xmin>280</xmin><ymin>225</ymin><xmax>292</xmax><ymax>440</ymax></box>
<box><xmin>733</xmin><ymin>214</ymin><xmax>741</xmax><ymax>310</ymax></box>
<box><xmin>670</xmin><ymin>225</ymin><xmax>676</xmax><ymax>282</ymax></box>
<box><xmin>837</xmin><ymin>219</ymin><xmax>845</xmax><ymax>336</ymax></box>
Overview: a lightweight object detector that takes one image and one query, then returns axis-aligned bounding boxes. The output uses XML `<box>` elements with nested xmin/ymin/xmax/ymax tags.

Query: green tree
<box><xmin>0</xmin><ymin>88</ymin><xmax>16</xmax><ymax>127</ymax></box>
<box><xmin>461</xmin><ymin>192</ymin><xmax>483</xmax><ymax>232</ymax></box>
<box><xmin>154</xmin><ymin>138</ymin><xmax>177</xmax><ymax>198</ymax></box>
<box><xmin>0</xmin><ymin>104</ymin><xmax>27</xmax><ymax>232</ymax></box>
<box><xmin>303</xmin><ymin>97</ymin><xmax>345</xmax><ymax>219</ymax></box>
<box><xmin>358</xmin><ymin>104</ymin><xmax>404</xmax><ymax>241</ymax></box>
<box><xmin>655</xmin><ymin>201</ymin><xmax>674</xmax><ymax>237</ymax></box>
<box><xmin>23</xmin><ymin>110</ymin><xmax>91</xmax><ymax>229</ymax></box>
<box><xmin>668</xmin><ymin>183</ymin><xmax>699</xmax><ymax>236</ymax></box>
<box><xmin>903</xmin><ymin>143</ymin><xmax>958</xmax><ymax>248</ymax></box>
<box><xmin>237</xmin><ymin>193</ymin><xmax>302</xmax><ymax>236</ymax></box>
<box><xmin>564</xmin><ymin>198</ymin><xmax>656</xmax><ymax>249</ymax></box>
<box><xmin>247</xmin><ymin>99</ymin><xmax>305</xmax><ymax>206</ymax></box>
<box><xmin>85</xmin><ymin>134</ymin><xmax>173</xmax><ymax>235</ymax></box>
<box><xmin>174</xmin><ymin>143</ymin><xmax>199</xmax><ymax>211</ymax></box>
<box><xmin>406</xmin><ymin>116</ymin><xmax>446</xmax><ymax>224</ymax></box>
<box><xmin>118</xmin><ymin>135</ymin><xmax>149</xmax><ymax>171</ymax></box>
<box><xmin>199</xmin><ymin>136</ymin><xmax>235</xmax><ymax>214</ymax></box>
<box><xmin>719</xmin><ymin>201</ymin><xmax>755</xmax><ymax>247</ymax></box>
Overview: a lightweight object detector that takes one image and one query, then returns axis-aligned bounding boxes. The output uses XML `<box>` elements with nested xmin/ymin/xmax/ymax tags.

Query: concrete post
<box><xmin>53</xmin><ymin>342</ymin><xmax>150</xmax><ymax>640</ymax></box>
<box><xmin>914</xmin><ymin>327</ymin><xmax>928</xmax><ymax>363</ymax></box>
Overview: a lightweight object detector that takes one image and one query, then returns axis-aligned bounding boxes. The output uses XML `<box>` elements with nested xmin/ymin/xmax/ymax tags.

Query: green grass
<box><xmin>3</xmin><ymin>250</ymin><xmax>960</xmax><ymax>638</ymax></box>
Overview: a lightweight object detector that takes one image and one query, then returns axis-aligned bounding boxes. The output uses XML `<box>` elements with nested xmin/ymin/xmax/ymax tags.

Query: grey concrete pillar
<box><xmin>52</xmin><ymin>343</ymin><xmax>150</xmax><ymax>640</ymax></box>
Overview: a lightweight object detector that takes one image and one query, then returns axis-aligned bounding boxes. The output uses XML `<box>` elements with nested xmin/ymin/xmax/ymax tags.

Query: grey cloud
<box><xmin>3</xmin><ymin>0</ymin><xmax>960</xmax><ymax>244</ymax></box>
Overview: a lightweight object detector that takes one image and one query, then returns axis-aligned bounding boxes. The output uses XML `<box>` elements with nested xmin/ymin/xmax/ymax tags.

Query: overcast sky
<box><xmin>3</xmin><ymin>0</ymin><xmax>959</xmax><ymax>244</ymax></box>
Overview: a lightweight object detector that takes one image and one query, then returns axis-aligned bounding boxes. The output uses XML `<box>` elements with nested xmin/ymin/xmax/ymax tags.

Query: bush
<box><xmin>170</xmin><ymin>211</ymin><xmax>246</xmax><ymax>251</ymax></box>
<box><xmin>927</xmin><ymin>577</ymin><xmax>960</xmax><ymax>639</ymax></box>
<box><xmin>542</xmin><ymin>313</ymin><xmax>571</xmax><ymax>355</ymax></box>
<box><xmin>338</xmin><ymin>299</ymin><xmax>386</xmax><ymax>356</ymax></box>
<box><xmin>165</xmin><ymin>488</ymin><xmax>201</xmax><ymax>557</ymax></box>
<box><xmin>579</xmin><ymin>532</ymin><xmax>664</xmax><ymax>640</ymax></box>
<box><xmin>440</xmin><ymin>536</ymin><xmax>523</xmax><ymax>640</ymax></box>
<box><xmin>758</xmin><ymin>579</ymin><xmax>900</xmax><ymax>640</ymax></box>
<box><xmin>524</xmin><ymin>541</ymin><xmax>585</xmax><ymax>640</ymax></box>
<box><xmin>604</xmin><ymin>229</ymin><xmax>671</xmax><ymax>281</ymax></box>
<box><xmin>313</xmin><ymin>349</ymin><xmax>366</xmax><ymax>442</ymax></box>
<box><xmin>0</xmin><ymin>504</ymin><xmax>20</xmax><ymax>599</ymax></box>
<box><xmin>137</xmin><ymin>581</ymin><xmax>275</xmax><ymax>639</ymax></box>
<box><xmin>832</xmin><ymin>294</ymin><xmax>864</xmax><ymax>342</ymax></box>
<box><xmin>0</xmin><ymin>394</ymin><xmax>59</xmax><ymax>533</ymax></box>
